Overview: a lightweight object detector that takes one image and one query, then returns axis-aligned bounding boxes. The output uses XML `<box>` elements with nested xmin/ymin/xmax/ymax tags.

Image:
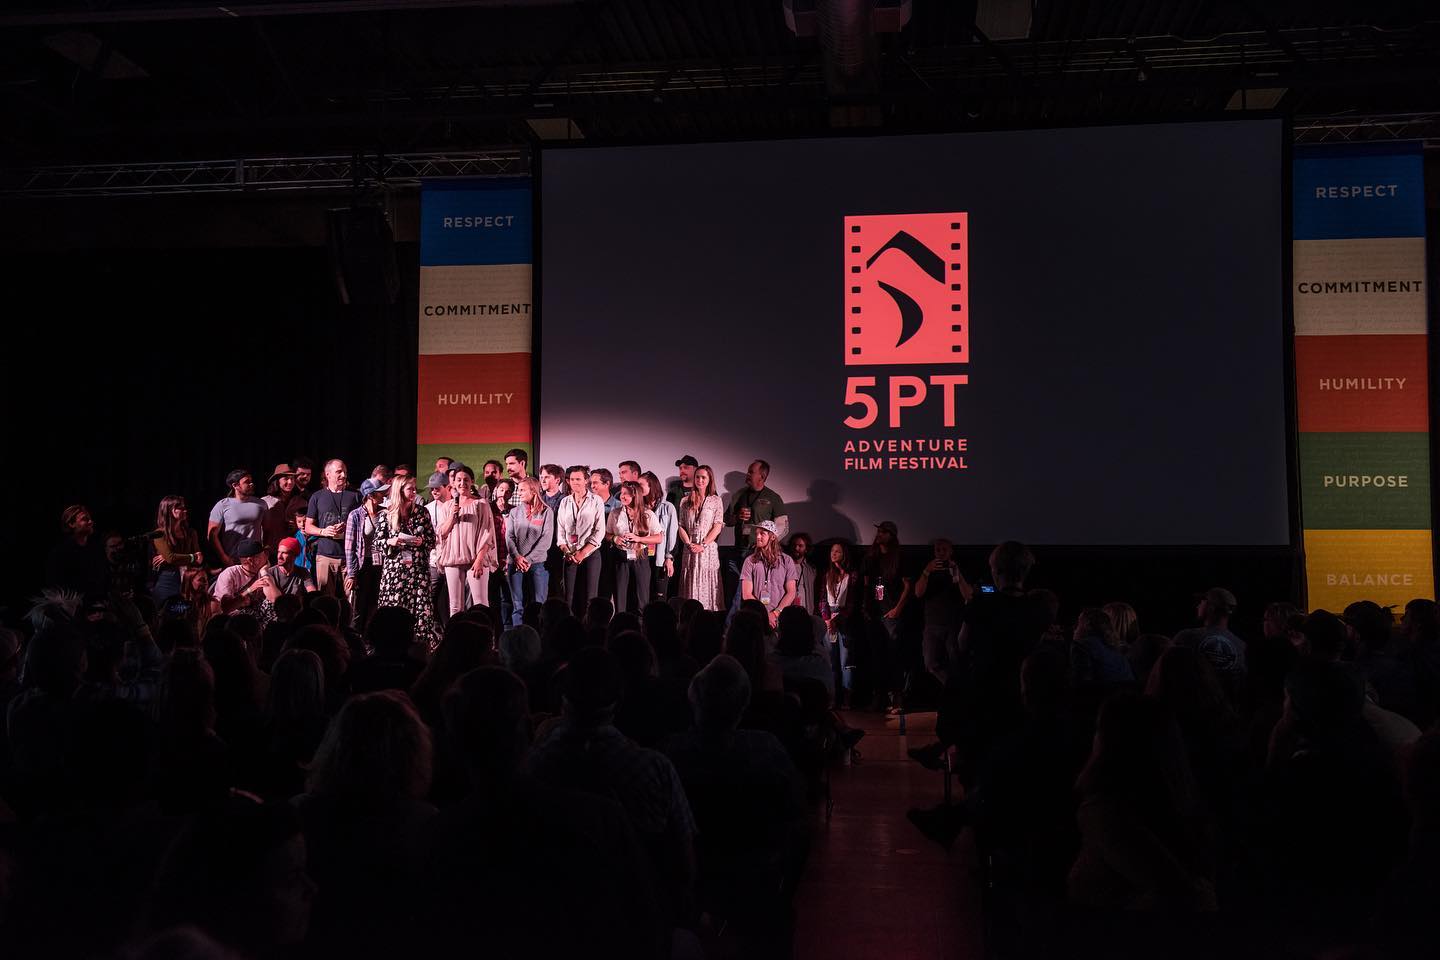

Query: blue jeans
<box><xmin>829</xmin><ymin>632</ymin><xmax>853</xmax><ymax>690</ymax></box>
<box><xmin>724</xmin><ymin>558</ymin><xmax>743</xmax><ymax>626</ymax></box>
<box><xmin>507</xmin><ymin>564</ymin><xmax>550</xmax><ymax>626</ymax></box>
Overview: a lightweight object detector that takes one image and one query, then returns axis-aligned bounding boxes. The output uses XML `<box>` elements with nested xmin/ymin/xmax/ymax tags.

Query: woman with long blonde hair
<box><xmin>374</xmin><ymin>475</ymin><xmax>438</xmax><ymax>645</ymax></box>
<box><xmin>677</xmin><ymin>464</ymin><xmax>724</xmax><ymax>610</ymax></box>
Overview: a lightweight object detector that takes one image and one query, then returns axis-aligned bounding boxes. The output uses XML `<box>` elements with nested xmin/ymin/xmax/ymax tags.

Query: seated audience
<box><xmin>421</xmin><ymin>667</ymin><xmax>665</xmax><ymax>959</ymax></box>
<box><xmin>294</xmin><ymin>690</ymin><xmax>436</xmax><ymax>956</ymax></box>
<box><xmin>254</xmin><ymin>648</ymin><xmax>328</xmax><ymax>801</ymax></box>
<box><xmin>663</xmin><ymin>654</ymin><xmax>808</xmax><ymax>930</ymax></box>
<box><xmin>773</xmin><ymin>605</ymin><xmax>834</xmax><ymax>701</ymax></box>
<box><xmin>142</xmin><ymin>797</ymin><xmax>315</xmax><ymax>956</ymax></box>
<box><xmin>1069</xmin><ymin>607</ymin><xmax>1134</xmax><ymax>687</ymax></box>
<box><xmin>1068</xmin><ymin>694</ymin><xmax>1216</xmax><ymax>913</ymax></box>
<box><xmin>529</xmin><ymin>647</ymin><xmax>697</xmax><ymax>926</ymax></box>
<box><xmin>607</xmin><ymin>630</ymin><xmax>689</xmax><ymax>748</ymax></box>
<box><xmin>349</xmin><ymin>606</ymin><xmax>425</xmax><ymax>693</ymax></box>
<box><xmin>1261</xmin><ymin>658</ymin><xmax>1408</xmax><ymax>938</ymax></box>
<box><xmin>150</xmin><ymin>651</ymin><xmax>231</xmax><ymax>815</ymax></box>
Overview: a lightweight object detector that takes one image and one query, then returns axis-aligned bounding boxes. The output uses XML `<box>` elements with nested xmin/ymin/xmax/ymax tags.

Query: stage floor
<box><xmin>792</xmin><ymin>710</ymin><xmax>985</xmax><ymax>960</ymax></box>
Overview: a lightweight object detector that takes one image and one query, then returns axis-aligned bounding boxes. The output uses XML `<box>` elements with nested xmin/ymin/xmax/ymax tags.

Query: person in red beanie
<box><xmin>262</xmin><ymin>536</ymin><xmax>316</xmax><ymax>602</ymax></box>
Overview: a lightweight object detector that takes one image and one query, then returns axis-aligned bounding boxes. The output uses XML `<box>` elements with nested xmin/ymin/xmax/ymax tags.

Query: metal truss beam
<box><xmin>0</xmin><ymin>149</ymin><xmax>528</xmax><ymax>198</ymax></box>
<box><xmin>1293</xmin><ymin>112</ymin><xmax>1440</xmax><ymax>145</ymax></box>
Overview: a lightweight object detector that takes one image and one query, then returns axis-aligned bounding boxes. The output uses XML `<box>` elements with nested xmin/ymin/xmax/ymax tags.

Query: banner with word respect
<box><xmin>1293</xmin><ymin>145</ymin><xmax>1432</xmax><ymax>611</ymax></box>
<box><xmin>417</xmin><ymin>179</ymin><xmax>533</xmax><ymax>477</ymax></box>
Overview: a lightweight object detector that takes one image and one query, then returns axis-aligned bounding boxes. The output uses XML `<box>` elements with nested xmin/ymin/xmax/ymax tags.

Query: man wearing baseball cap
<box><xmin>344</xmin><ymin>478</ymin><xmax>388</xmax><ymax>631</ymax></box>
<box><xmin>207</xmin><ymin>469</ymin><xmax>268</xmax><ymax>569</ymax></box>
<box><xmin>1174</xmin><ymin>587</ymin><xmax>1247</xmax><ymax>698</ymax></box>
<box><xmin>667</xmin><ymin>455</ymin><xmax>699</xmax><ymax>510</ymax></box>
<box><xmin>212</xmin><ymin>538</ymin><xmax>272</xmax><ymax>613</ymax></box>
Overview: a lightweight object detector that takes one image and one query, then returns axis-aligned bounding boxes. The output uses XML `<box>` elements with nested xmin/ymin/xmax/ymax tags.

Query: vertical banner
<box><xmin>417</xmin><ymin>179</ymin><xmax>533</xmax><ymax>476</ymax></box>
<box><xmin>1293</xmin><ymin>145</ymin><xmax>1432</xmax><ymax>610</ymax></box>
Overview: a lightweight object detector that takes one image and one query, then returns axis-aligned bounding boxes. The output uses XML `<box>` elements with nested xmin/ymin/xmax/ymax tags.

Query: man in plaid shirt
<box><xmin>343</xmin><ymin>478</ymin><xmax>387</xmax><ymax>632</ymax></box>
<box><xmin>530</xmin><ymin>647</ymin><xmax>697</xmax><ymax>925</ymax></box>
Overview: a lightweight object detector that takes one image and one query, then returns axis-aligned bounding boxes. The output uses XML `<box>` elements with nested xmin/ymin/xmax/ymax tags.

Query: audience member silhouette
<box><xmin>422</xmin><ymin>666</ymin><xmax>665</xmax><ymax>959</ymax></box>
<box><xmin>294</xmin><ymin>690</ymin><xmax>435</xmax><ymax>957</ymax></box>
<box><xmin>529</xmin><ymin>646</ymin><xmax>697</xmax><ymax>926</ymax></box>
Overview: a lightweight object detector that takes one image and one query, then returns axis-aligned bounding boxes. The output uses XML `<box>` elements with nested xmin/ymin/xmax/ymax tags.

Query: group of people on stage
<box><xmin>44</xmin><ymin>448</ymin><xmax>979</xmax><ymax>710</ymax></box>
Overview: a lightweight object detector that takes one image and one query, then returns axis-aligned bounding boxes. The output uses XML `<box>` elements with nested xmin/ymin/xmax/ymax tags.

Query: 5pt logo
<box><xmin>842</xmin><ymin>213</ymin><xmax>969</xmax><ymax>429</ymax></box>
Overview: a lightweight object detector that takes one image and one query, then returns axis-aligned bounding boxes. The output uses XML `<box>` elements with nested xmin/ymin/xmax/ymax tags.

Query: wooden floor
<box><xmin>791</xmin><ymin>710</ymin><xmax>985</xmax><ymax>960</ymax></box>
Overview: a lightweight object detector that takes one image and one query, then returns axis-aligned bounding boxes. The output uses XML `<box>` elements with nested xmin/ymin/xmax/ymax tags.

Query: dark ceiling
<box><xmin>2</xmin><ymin>1</ymin><xmax>1437</xmax><ymax>188</ymax></box>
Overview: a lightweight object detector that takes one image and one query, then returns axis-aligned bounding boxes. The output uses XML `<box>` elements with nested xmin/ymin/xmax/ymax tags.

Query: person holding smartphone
<box><xmin>606</xmin><ymin>481</ymin><xmax>664</xmax><ymax>614</ymax></box>
<box><xmin>374</xmin><ymin>475</ymin><xmax>438</xmax><ymax>646</ymax></box>
<box><xmin>913</xmin><ymin>537</ymin><xmax>972</xmax><ymax>686</ymax></box>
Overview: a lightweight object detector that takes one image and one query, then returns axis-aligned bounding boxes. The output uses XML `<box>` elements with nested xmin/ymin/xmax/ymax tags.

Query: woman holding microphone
<box><xmin>433</xmin><ymin>463</ymin><xmax>497</xmax><ymax>617</ymax></box>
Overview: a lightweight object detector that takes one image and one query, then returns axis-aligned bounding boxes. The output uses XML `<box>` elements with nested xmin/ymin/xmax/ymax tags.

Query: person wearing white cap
<box><xmin>739</xmin><ymin>520</ymin><xmax>798</xmax><ymax>629</ymax></box>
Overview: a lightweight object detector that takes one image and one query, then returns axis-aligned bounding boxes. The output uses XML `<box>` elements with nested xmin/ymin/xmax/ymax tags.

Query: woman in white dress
<box><xmin>677</xmin><ymin>464</ymin><xmax>724</xmax><ymax>610</ymax></box>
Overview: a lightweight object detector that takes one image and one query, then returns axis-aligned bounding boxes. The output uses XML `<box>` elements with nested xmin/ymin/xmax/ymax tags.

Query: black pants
<box><xmin>564</xmin><ymin>551</ymin><xmax>602</xmax><ymax>616</ymax></box>
<box><xmin>651</xmin><ymin>563</ymin><xmax>670</xmax><ymax>604</ymax></box>
<box><xmin>614</xmin><ymin>558</ymin><xmax>652</xmax><ymax>615</ymax></box>
<box><xmin>348</xmin><ymin>563</ymin><xmax>381</xmax><ymax>633</ymax></box>
<box><xmin>597</xmin><ymin>545</ymin><xmax>618</xmax><ymax>609</ymax></box>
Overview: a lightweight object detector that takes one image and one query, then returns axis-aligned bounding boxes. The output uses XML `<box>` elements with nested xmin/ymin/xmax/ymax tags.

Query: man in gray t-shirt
<box><xmin>208</xmin><ymin>469</ymin><xmax>268</xmax><ymax>567</ymax></box>
<box><xmin>263</xmin><ymin>536</ymin><xmax>316</xmax><ymax>600</ymax></box>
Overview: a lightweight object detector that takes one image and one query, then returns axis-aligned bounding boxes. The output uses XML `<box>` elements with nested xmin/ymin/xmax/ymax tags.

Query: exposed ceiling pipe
<box><xmin>0</xmin><ymin>0</ymin><xmax>574</xmax><ymax>28</ymax></box>
<box><xmin>786</xmin><ymin>0</ymin><xmax>911</xmax><ymax>126</ymax></box>
<box><xmin>816</xmin><ymin>0</ymin><xmax>875</xmax><ymax>81</ymax></box>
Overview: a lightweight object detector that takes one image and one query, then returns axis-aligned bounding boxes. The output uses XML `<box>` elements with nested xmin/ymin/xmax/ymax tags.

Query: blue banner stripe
<box><xmin>1293</xmin><ymin>147</ymin><xmax>1425</xmax><ymax>241</ymax></box>
<box><xmin>420</xmin><ymin>180</ymin><xmax>533</xmax><ymax>266</ymax></box>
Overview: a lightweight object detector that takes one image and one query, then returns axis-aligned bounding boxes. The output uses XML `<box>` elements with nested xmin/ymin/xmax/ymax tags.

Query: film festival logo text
<box><xmin>841</xmin><ymin>212</ymin><xmax>970</xmax><ymax>473</ymax></box>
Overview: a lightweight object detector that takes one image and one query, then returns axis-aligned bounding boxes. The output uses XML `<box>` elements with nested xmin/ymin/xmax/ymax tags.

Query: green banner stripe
<box><xmin>1298</xmin><ymin>432</ymin><xmax>1431</xmax><ymax>530</ymax></box>
<box><xmin>415</xmin><ymin>442</ymin><xmax>532</xmax><ymax>481</ymax></box>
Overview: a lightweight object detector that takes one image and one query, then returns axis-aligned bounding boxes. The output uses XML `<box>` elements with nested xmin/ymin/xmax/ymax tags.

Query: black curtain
<box><xmin>1</xmin><ymin>244</ymin><xmax>419</xmax><ymax>618</ymax></box>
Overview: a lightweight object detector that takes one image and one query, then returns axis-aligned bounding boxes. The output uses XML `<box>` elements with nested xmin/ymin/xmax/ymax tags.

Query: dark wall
<box><xmin>1</xmin><ymin>242</ymin><xmax>419</xmax><ymax>619</ymax></box>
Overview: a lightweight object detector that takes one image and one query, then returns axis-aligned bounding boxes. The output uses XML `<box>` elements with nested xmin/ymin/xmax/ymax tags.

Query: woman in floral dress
<box><xmin>374</xmin><ymin>476</ymin><xmax>438</xmax><ymax>645</ymax></box>
<box><xmin>678</xmin><ymin>464</ymin><xmax>724</xmax><ymax>610</ymax></box>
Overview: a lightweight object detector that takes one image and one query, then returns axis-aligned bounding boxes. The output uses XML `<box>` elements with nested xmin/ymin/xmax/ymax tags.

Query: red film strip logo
<box><xmin>844</xmin><ymin>213</ymin><xmax>968</xmax><ymax>366</ymax></box>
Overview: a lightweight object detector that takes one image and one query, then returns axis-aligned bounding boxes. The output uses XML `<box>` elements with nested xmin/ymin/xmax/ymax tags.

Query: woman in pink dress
<box><xmin>678</xmin><ymin>464</ymin><xmax>724</xmax><ymax>610</ymax></box>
